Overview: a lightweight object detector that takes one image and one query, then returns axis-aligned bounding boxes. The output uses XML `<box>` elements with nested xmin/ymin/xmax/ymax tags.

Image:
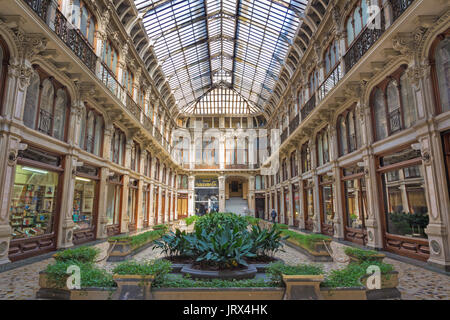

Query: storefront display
<box><xmin>195</xmin><ymin>177</ymin><xmax>219</xmax><ymax>215</ymax></box>
<box><xmin>72</xmin><ymin>177</ymin><xmax>96</xmax><ymax>230</ymax></box>
<box><xmin>320</xmin><ymin>175</ymin><xmax>334</xmax><ymax>236</ymax></box>
<box><xmin>10</xmin><ymin>165</ymin><xmax>59</xmax><ymax>239</ymax></box>
<box><xmin>293</xmin><ymin>184</ymin><xmax>300</xmax><ymax>227</ymax></box>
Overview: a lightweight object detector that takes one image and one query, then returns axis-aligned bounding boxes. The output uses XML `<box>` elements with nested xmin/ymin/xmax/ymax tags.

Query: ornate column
<box><xmin>188</xmin><ymin>175</ymin><xmax>195</xmax><ymax>216</ymax></box>
<box><xmin>329</xmin><ymin>123</ymin><xmax>344</xmax><ymax>239</ymax></box>
<box><xmin>310</xmin><ymin>139</ymin><xmax>321</xmax><ymax>233</ymax></box>
<box><xmin>96</xmin><ymin>167</ymin><xmax>109</xmax><ymax>239</ymax></box>
<box><xmin>218</xmin><ymin>175</ymin><xmax>226</xmax><ymax>212</ymax></box>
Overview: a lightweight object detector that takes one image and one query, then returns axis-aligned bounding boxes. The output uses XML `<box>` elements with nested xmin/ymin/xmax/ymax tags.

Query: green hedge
<box><xmin>321</xmin><ymin>260</ymin><xmax>394</xmax><ymax>288</ymax></box>
<box><xmin>53</xmin><ymin>246</ymin><xmax>100</xmax><ymax>263</ymax></box>
<box><xmin>108</xmin><ymin>229</ymin><xmax>165</xmax><ymax>248</ymax></box>
<box><xmin>153</xmin><ymin>275</ymin><xmax>279</xmax><ymax>288</ymax></box>
<box><xmin>344</xmin><ymin>247</ymin><xmax>382</xmax><ymax>262</ymax></box>
<box><xmin>44</xmin><ymin>261</ymin><xmax>115</xmax><ymax>289</ymax></box>
<box><xmin>281</xmin><ymin>230</ymin><xmax>331</xmax><ymax>251</ymax></box>
<box><xmin>266</xmin><ymin>261</ymin><xmax>323</xmax><ymax>284</ymax></box>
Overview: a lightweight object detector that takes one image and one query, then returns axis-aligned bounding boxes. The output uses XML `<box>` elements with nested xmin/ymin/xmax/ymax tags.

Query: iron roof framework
<box><xmin>135</xmin><ymin>0</ymin><xmax>307</xmax><ymax>114</ymax></box>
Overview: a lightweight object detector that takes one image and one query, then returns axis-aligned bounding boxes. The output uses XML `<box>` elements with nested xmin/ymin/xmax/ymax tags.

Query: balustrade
<box><xmin>318</xmin><ymin>63</ymin><xmax>343</xmax><ymax>102</ymax></box>
<box><xmin>390</xmin><ymin>0</ymin><xmax>415</xmax><ymax>22</ymax></box>
<box><xmin>301</xmin><ymin>94</ymin><xmax>316</xmax><ymax>120</ymax></box>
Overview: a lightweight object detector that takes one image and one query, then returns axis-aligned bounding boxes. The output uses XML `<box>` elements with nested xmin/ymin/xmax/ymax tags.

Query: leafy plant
<box><xmin>194</xmin><ymin>212</ymin><xmax>248</xmax><ymax>234</ymax></box>
<box><xmin>244</xmin><ymin>216</ymin><xmax>260</xmax><ymax>226</ymax></box>
<box><xmin>152</xmin><ymin>229</ymin><xmax>190</xmax><ymax>257</ymax></box>
<box><xmin>249</xmin><ymin>225</ymin><xmax>287</xmax><ymax>257</ymax></box>
<box><xmin>185</xmin><ymin>225</ymin><xmax>256</xmax><ymax>268</ymax></box>
<box><xmin>44</xmin><ymin>260</ymin><xmax>115</xmax><ymax>289</ymax></box>
<box><xmin>185</xmin><ymin>215</ymin><xmax>199</xmax><ymax>226</ymax></box>
<box><xmin>53</xmin><ymin>246</ymin><xmax>100</xmax><ymax>263</ymax></box>
<box><xmin>321</xmin><ymin>261</ymin><xmax>394</xmax><ymax>288</ymax></box>
<box><xmin>266</xmin><ymin>261</ymin><xmax>324</xmax><ymax>285</ymax></box>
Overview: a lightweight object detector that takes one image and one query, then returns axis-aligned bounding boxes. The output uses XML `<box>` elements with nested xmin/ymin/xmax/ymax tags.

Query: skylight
<box><xmin>135</xmin><ymin>0</ymin><xmax>307</xmax><ymax>112</ymax></box>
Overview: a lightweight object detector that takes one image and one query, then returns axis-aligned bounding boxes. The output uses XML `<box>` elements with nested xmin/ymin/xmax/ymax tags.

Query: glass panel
<box><xmin>10</xmin><ymin>165</ymin><xmax>59</xmax><ymax>239</ymax></box>
<box><xmin>344</xmin><ymin>177</ymin><xmax>367</xmax><ymax>229</ymax></box>
<box><xmin>435</xmin><ymin>37</ymin><xmax>450</xmax><ymax>113</ymax></box>
<box><xmin>79</xmin><ymin>107</ymin><xmax>86</xmax><ymax>150</ymax></box>
<box><xmin>347</xmin><ymin>17</ymin><xmax>354</xmax><ymax>45</ymax></box>
<box><xmin>381</xmin><ymin>165</ymin><xmax>428</xmax><ymax>239</ymax></box>
<box><xmin>338</xmin><ymin>116</ymin><xmax>348</xmax><ymax>155</ymax></box>
<box><xmin>94</xmin><ymin>115</ymin><xmax>103</xmax><ymax>156</ymax></box>
<box><xmin>53</xmin><ymin>89</ymin><xmax>67</xmax><ymax>140</ymax></box>
<box><xmin>23</xmin><ymin>71</ymin><xmax>40</xmax><ymax>129</ymax></box>
<box><xmin>373</xmin><ymin>88</ymin><xmax>387</xmax><ymax>140</ymax></box>
<box><xmin>353</xmin><ymin>8</ymin><xmax>362</xmax><ymax>36</ymax></box>
<box><xmin>38</xmin><ymin>79</ymin><xmax>54</xmax><ymax>135</ymax></box>
<box><xmin>400</xmin><ymin>74</ymin><xmax>417</xmax><ymax>128</ymax></box>
<box><xmin>73</xmin><ymin>177</ymin><xmax>97</xmax><ymax>229</ymax></box>
<box><xmin>380</xmin><ymin>148</ymin><xmax>421</xmax><ymax>166</ymax></box>
<box><xmin>106</xmin><ymin>184</ymin><xmax>121</xmax><ymax>225</ymax></box>
<box><xmin>322</xmin><ymin>184</ymin><xmax>333</xmax><ymax>225</ymax></box>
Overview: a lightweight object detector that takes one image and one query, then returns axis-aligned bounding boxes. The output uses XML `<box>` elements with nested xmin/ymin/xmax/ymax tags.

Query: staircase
<box><xmin>225</xmin><ymin>197</ymin><xmax>249</xmax><ymax>216</ymax></box>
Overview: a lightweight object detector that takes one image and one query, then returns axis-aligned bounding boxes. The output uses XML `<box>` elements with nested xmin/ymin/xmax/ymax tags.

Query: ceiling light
<box><xmin>75</xmin><ymin>177</ymin><xmax>91</xmax><ymax>182</ymax></box>
<box><xmin>22</xmin><ymin>167</ymin><xmax>48</xmax><ymax>174</ymax></box>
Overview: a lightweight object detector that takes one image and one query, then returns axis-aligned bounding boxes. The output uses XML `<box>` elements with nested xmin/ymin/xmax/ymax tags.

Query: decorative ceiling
<box><xmin>135</xmin><ymin>0</ymin><xmax>308</xmax><ymax>113</ymax></box>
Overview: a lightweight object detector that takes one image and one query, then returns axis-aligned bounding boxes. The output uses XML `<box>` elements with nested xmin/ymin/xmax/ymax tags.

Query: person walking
<box><xmin>271</xmin><ymin>209</ymin><xmax>277</xmax><ymax>224</ymax></box>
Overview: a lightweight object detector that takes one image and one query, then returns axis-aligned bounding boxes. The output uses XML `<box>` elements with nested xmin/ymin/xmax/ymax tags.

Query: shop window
<box><xmin>162</xmin><ymin>165</ymin><xmax>167</xmax><ymax>184</ymax></box>
<box><xmin>79</xmin><ymin>105</ymin><xmax>104</xmax><ymax>156</ymax></box>
<box><xmin>10</xmin><ymin>165</ymin><xmax>60</xmax><ymax>239</ymax></box>
<box><xmin>106</xmin><ymin>177</ymin><xmax>121</xmax><ymax>226</ymax></box>
<box><xmin>128</xmin><ymin>182</ymin><xmax>138</xmax><ymax>229</ymax></box>
<box><xmin>22</xmin><ymin>66</ymin><xmax>70</xmax><ymax>141</ymax></box>
<box><xmin>371</xmin><ymin>66</ymin><xmax>417</xmax><ymax>141</ymax></box>
<box><xmin>320</xmin><ymin>175</ymin><xmax>334</xmax><ymax>227</ymax></box>
<box><xmin>343</xmin><ymin>175</ymin><xmax>368</xmax><ymax>230</ymax></box>
<box><xmin>144</xmin><ymin>152</ymin><xmax>152</xmax><ymax>177</ymax></box>
<box><xmin>316</xmin><ymin>127</ymin><xmax>330</xmax><ymax>166</ymax></box>
<box><xmin>304</xmin><ymin>181</ymin><xmax>314</xmax><ymax>231</ymax></box>
<box><xmin>430</xmin><ymin>31</ymin><xmax>450</xmax><ymax>114</ymax></box>
<box><xmin>110</xmin><ymin>126</ymin><xmax>126</xmax><ymax>165</ymax></box>
<box><xmin>379</xmin><ymin>148</ymin><xmax>429</xmax><ymax>239</ymax></box>
<box><xmin>73</xmin><ymin>174</ymin><xmax>97</xmax><ymax>231</ymax></box>
<box><xmin>301</xmin><ymin>142</ymin><xmax>311</xmax><ymax>173</ymax></box>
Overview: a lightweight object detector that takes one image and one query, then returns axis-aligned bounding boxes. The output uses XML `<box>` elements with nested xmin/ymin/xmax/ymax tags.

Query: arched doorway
<box><xmin>225</xmin><ymin>176</ymin><xmax>249</xmax><ymax>215</ymax></box>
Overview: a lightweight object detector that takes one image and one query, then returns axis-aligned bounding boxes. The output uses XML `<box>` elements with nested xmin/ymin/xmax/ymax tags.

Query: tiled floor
<box><xmin>0</xmin><ymin>228</ymin><xmax>449</xmax><ymax>300</ymax></box>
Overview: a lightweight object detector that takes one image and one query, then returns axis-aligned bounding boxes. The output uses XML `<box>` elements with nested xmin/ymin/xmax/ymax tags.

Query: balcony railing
<box><xmin>301</xmin><ymin>94</ymin><xmax>316</xmax><ymax>120</ymax></box>
<box><xmin>289</xmin><ymin>114</ymin><xmax>299</xmax><ymax>135</ymax></box>
<box><xmin>391</xmin><ymin>0</ymin><xmax>415</xmax><ymax>21</ymax></box>
<box><xmin>126</xmin><ymin>93</ymin><xmax>141</xmax><ymax>120</ymax></box>
<box><xmin>318</xmin><ymin>63</ymin><xmax>343</xmax><ymax>102</ymax></box>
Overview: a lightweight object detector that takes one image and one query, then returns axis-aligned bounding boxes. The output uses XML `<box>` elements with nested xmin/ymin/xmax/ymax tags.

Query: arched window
<box><xmin>345</xmin><ymin>0</ymin><xmax>378</xmax><ymax>48</ymax></box>
<box><xmin>301</xmin><ymin>142</ymin><xmax>311</xmax><ymax>173</ymax></box>
<box><xmin>0</xmin><ymin>36</ymin><xmax>9</xmax><ymax>115</ymax></box>
<box><xmin>23</xmin><ymin>71</ymin><xmax>40</xmax><ymax>128</ymax></box>
<box><xmin>79</xmin><ymin>104</ymin><xmax>104</xmax><ymax>156</ymax></box>
<box><xmin>324</xmin><ymin>40</ymin><xmax>340</xmax><ymax>75</ymax></box>
<box><xmin>154</xmin><ymin>158</ymin><xmax>160</xmax><ymax>181</ymax></box>
<box><xmin>430</xmin><ymin>31</ymin><xmax>450</xmax><ymax>114</ymax></box>
<box><xmin>123</xmin><ymin>68</ymin><xmax>134</xmax><ymax>96</ymax></box>
<box><xmin>145</xmin><ymin>152</ymin><xmax>152</xmax><ymax>177</ymax></box>
<box><xmin>337</xmin><ymin>106</ymin><xmax>361</xmax><ymax>156</ymax></box>
<box><xmin>290</xmin><ymin>151</ymin><xmax>298</xmax><ymax>177</ymax></box>
<box><xmin>316</xmin><ymin>127</ymin><xmax>330</xmax><ymax>166</ymax></box>
<box><xmin>70</xmin><ymin>0</ymin><xmax>96</xmax><ymax>47</ymax></box>
<box><xmin>102</xmin><ymin>40</ymin><xmax>119</xmax><ymax>76</ymax></box>
<box><xmin>130</xmin><ymin>141</ymin><xmax>141</xmax><ymax>172</ymax></box>
<box><xmin>22</xmin><ymin>66</ymin><xmax>70</xmax><ymax>141</ymax></box>
<box><xmin>371</xmin><ymin>65</ymin><xmax>416</xmax><ymax>141</ymax></box>
<box><xmin>338</xmin><ymin>115</ymin><xmax>348</xmax><ymax>156</ymax></box>
<box><xmin>111</xmin><ymin>126</ymin><xmax>126</xmax><ymax>165</ymax></box>
<box><xmin>162</xmin><ymin>165</ymin><xmax>167</xmax><ymax>184</ymax></box>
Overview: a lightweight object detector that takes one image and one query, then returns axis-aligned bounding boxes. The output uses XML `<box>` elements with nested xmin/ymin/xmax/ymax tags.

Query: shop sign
<box><xmin>195</xmin><ymin>177</ymin><xmax>218</xmax><ymax>188</ymax></box>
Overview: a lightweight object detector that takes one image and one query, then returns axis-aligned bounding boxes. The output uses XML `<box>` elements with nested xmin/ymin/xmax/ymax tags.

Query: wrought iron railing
<box><xmin>318</xmin><ymin>63</ymin><xmax>343</xmax><ymax>102</ymax></box>
<box><xmin>390</xmin><ymin>0</ymin><xmax>415</xmax><ymax>22</ymax></box>
<box><xmin>289</xmin><ymin>114</ymin><xmax>299</xmax><ymax>135</ymax></box>
<box><xmin>126</xmin><ymin>93</ymin><xmax>141</xmax><ymax>120</ymax></box>
<box><xmin>97</xmin><ymin>62</ymin><xmax>125</xmax><ymax>102</ymax></box>
<box><xmin>301</xmin><ymin>94</ymin><xmax>316</xmax><ymax>120</ymax></box>
<box><xmin>389</xmin><ymin>109</ymin><xmax>402</xmax><ymax>133</ymax></box>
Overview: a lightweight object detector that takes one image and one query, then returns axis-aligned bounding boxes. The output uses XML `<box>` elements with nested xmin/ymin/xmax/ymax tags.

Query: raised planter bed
<box><xmin>282</xmin><ymin>274</ymin><xmax>325</xmax><ymax>300</ymax></box>
<box><xmin>360</xmin><ymin>271</ymin><xmax>401</xmax><ymax>300</ymax></box>
<box><xmin>320</xmin><ymin>286</ymin><xmax>367</xmax><ymax>300</ymax></box>
<box><xmin>152</xmin><ymin>287</ymin><xmax>285</xmax><ymax>300</ymax></box>
<box><xmin>112</xmin><ymin>274</ymin><xmax>154</xmax><ymax>300</ymax></box>
<box><xmin>181</xmin><ymin>264</ymin><xmax>258</xmax><ymax>280</ymax></box>
<box><xmin>283</xmin><ymin>237</ymin><xmax>333</xmax><ymax>262</ymax></box>
<box><xmin>107</xmin><ymin>230</ymin><xmax>164</xmax><ymax>262</ymax></box>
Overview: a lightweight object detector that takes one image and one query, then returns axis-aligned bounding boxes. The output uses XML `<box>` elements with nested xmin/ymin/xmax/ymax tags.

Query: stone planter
<box><xmin>360</xmin><ymin>271</ymin><xmax>401</xmax><ymax>300</ymax></box>
<box><xmin>152</xmin><ymin>287</ymin><xmax>285</xmax><ymax>300</ymax></box>
<box><xmin>112</xmin><ymin>275</ymin><xmax>154</xmax><ymax>300</ymax></box>
<box><xmin>181</xmin><ymin>264</ymin><xmax>258</xmax><ymax>280</ymax></box>
<box><xmin>107</xmin><ymin>238</ymin><xmax>156</xmax><ymax>262</ymax></box>
<box><xmin>320</xmin><ymin>287</ymin><xmax>367</xmax><ymax>300</ymax></box>
<box><xmin>346</xmin><ymin>252</ymin><xmax>386</xmax><ymax>264</ymax></box>
<box><xmin>70</xmin><ymin>287</ymin><xmax>116</xmax><ymax>300</ymax></box>
<box><xmin>284</xmin><ymin>238</ymin><xmax>333</xmax><ymax>262</ymax></box>
<box><xmin>36</xmin><ymin>271</ymin><xmax>71</xmax><ymax>299</ymax></box>
<box><xmin>247</xmin><ymin>257</ymin><xmax>283</xmax><ymax>273</ymax></box>
<box><xmin>282</xmin><ymin>274</ymin><xmax>325</xmax><ymax>300</ymax></box>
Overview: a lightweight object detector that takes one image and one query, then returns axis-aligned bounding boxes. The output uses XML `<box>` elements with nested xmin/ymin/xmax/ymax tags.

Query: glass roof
<box><xmin>181</xmin><ymin>85</ymin><xmax>260</xmax><ymax>114</ymax></box>
<box><xmin>135</xmin><ymin>0</ymin><xmax>308</xmax><ymax>112</ymax></box>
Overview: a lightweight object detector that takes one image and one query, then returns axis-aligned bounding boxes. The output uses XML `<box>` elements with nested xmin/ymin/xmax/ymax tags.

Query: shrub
<box><xmin>344</xmin><ymin>247</ymin><xmax>382</xmax><ymax>262</ymax></box>
<box><xmin>44</xmin><ymin>260</ymin><xmax>115</xmax><ymax>289</ymax></box>
<box><xmin>109</xmin><ymin>229</ymin><xmax>164</xmax><ymax>248</ymax></box>
<box><xmin>194</xmin><ymin>212</ymin><xmax>248</xmax><ymax>234</ymax></box>
<box><xmin>153</xmin><ymin>224</ymin><xmax>169</xmax><ymax>232</ymax></box>
<box><xmin>153</xmin><ymin>275</ymin><xmax>279</xmax><ymax>288</ymax></box>
<box><xmin>185</xmin><ymin>215</ymin><xmax>199</xmax><ymax>226</ymax></box>
<box><xmin>53</xmin><ymin>246</ymin><xmax>100</xmax><ymax>263</ymax></box>
<box><xmin>244</xmin><ymin>216</ymin><xmax>260</xmax><ymax>226</ymax></box>
<box><xmin>113</xmin><ymin>259</ymin><xmax>172</xmax><ymax>283</ymax></box>
<box><xmin>152</xmin><ymin>229</ymin><xmax>190</xmax><ymax>257</ymax></box>
<box><xmin>266</xmin><ymin>261</ymin><xmax>324</xmax><ymax>284</ymax></box>
<box><xmin>249</xmin><ymin>225</ymin><xmax>287</xmax><ymax>257</ymax></box>
<box><xmin>282</xmin><ymin>230</ymin><xmax>331</xmax><ymax>251</ymax></box>
<box><xmin>321</xmin><ymin>261</ymin><xmax>394</xmax><ymax>288</ymax></box>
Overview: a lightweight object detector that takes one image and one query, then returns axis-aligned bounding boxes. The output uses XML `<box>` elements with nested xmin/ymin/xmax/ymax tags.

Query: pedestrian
<box><xmin>271</xmin><ymin>209</ymin><xmax>277</xmax><ymax>224</ymax></box>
